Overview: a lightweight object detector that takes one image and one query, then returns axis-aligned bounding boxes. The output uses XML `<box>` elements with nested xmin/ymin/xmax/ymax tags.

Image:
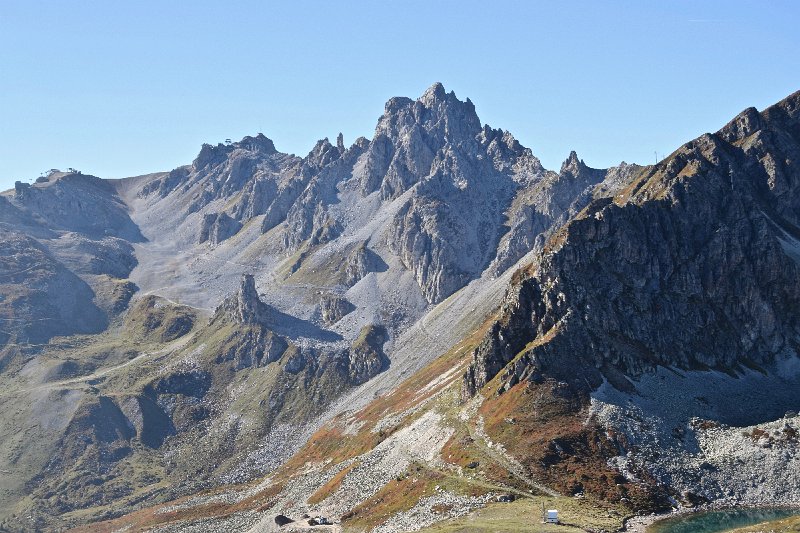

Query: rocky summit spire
<box><xmin>216</xmin><ymin>274</ymin><xmax>270</xmax><ymax>324</ymax></box>
<box><xmin>420</xmin><ymin>81</ymin><xmax>447</xmax><ymax>105</ymax></box>
<box><xmin>560</xmin><ymin>150</ymin><xmax>584</xmax><ymax>175</ymax></box>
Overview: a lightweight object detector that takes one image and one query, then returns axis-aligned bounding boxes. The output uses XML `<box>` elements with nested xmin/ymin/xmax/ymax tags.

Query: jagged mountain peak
<box><xmin>421</xmin><ymin>81</ymin><xmax>447</xmax><ymax>100</ymax></box>
<box><xmin>375</xmin><ymin>82</ymin><xmax>482</xmax><ymax>142</ymax></box>
<box><xmin>305</xmin><ymin>137</ymin><xmax>342</xmax><ymax>168</ymax></box>
<box><xmin>559</xmin><ymin>150</ymin><xmax>596</xmax><ymax>176</ymax></box>
<box><xmin>359</xmin><ymin>84</ymin><xmax>492</xmax><ymax>199</ymax></box>
<box><xmin>561</xmin><ymin>150</ymin><xmax>582</xmax><ymax>169</ymax></box>
<box><xmin>555</xmin><ymin>150</ymin><xmax>605</xmax><ymax>189</ymax></box>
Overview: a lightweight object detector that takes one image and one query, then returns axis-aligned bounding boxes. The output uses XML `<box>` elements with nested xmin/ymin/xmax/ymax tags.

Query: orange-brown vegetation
<box><xmin>283</xmin><ymin>321</ymin><xmax>483</xmax><ymax>476</ymax></box>
<box><xmin>479</xmin><ymin>379</ymin><xmax>669</xmax><ymax>513</ymax></box>
<box><xmin>308</xmin><ymin>460</ymin><xmax>360</xmax><ymax>505</ymax></box>
<box><xmin>342</xmin><ymin>465</ymin><xmax>445</xmax><ymax>530</ymax></box>
<box><xmin>71</xmin><ymin>314</ymin><xmax>494</xmax><ymax>531</ymax></box>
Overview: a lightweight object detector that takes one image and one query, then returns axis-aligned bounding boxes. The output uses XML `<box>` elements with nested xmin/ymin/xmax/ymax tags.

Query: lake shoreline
<box><xmin>620</xmin><ymin>503</ymin><xmax>800</xmax><ymax>533</ymax></box>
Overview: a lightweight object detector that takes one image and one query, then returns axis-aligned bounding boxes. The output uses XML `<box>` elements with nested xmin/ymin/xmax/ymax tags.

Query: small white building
<box><xmin>546</xmin><ymin>509</ymin><xmax>559</xmax><ymax>524</ymax></box>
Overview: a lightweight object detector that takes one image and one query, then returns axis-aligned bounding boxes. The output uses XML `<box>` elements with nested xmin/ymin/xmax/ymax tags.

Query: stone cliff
<box><xmin>464</xmin><ymin>90</ymin><xmax>800</xmax><ymax>397</ymax></box>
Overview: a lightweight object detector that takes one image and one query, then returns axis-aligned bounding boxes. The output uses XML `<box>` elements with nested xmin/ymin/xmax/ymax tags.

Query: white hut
<box><xmin>546</xmin><ymin>509</ymin><xmax>559</xmax><ymax>524</ymax></box>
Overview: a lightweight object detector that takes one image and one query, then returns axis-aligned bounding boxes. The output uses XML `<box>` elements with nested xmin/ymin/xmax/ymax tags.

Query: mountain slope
<box><xmin>1</xmin><ymin>87</ymin><xmax>800</xmax><ymax>532</ymax></box>
<box><xmin>464</xmin><ymin>90</ymin><xmax>800</xmax><ymax>397</ymax></box>
<box><xmin>0</xmin><ymin>84</ymin><xmax>629</xmax><ymax>531</ymax></box>
<box><xmin>79</xmin><ymin>89</ymin><xmax>800</xmax><ymax>533</ymax></box>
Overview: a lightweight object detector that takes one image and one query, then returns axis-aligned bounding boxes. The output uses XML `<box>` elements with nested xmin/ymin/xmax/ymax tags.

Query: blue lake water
<box><xmin>647</xmin><ymin>507</ymin><xmax>800</xmax><ymax>533</ymax></box>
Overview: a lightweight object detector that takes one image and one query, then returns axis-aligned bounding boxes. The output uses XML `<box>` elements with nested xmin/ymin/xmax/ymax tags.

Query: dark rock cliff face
<box><xmin>347</xmin><ymin>324</ymin><xmax>389</xmax><ymax>385</ymax></box>
<box><xmin>464</xmin><ymin>90</ymin><xmax>800</xmax><ymax>397</ymax></box>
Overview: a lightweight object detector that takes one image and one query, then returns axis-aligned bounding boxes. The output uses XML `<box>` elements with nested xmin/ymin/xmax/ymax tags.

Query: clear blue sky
<box><xmin>1</xmin><ymin>1</ymin><xmax>798</xmax><ymax>191</ymax></box>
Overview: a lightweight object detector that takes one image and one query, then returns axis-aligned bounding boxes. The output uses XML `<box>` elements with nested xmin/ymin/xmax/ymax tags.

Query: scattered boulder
<box><xmin>274</xmin><ymin>514</ymin><xmax>293</xmax><ymax>526</ymax></box>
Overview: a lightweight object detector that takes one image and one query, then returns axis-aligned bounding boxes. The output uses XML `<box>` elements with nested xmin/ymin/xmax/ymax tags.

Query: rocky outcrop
<box><xmin>208</xmin><ymin>275</ymin><xmax>294</xmax><ymax>370</ymax></box>
<box><xmin>319</xmin><ymin>293</ymin><xmax>355</xmax><ymax>325</ymax></box>
<box><xmin>347</xmin><ymin>324</ymin><xmax>389</xmax><ymax>385</ymax></box>
<box><xmin>199</xmin><ymin>212</ymin><xmax>243</xmax><ymax>245</ymax></box>
<box><xmin>217</xmin><ymin>327</ymin><xmax>289</xmax><ymax>370</ymax></box>
<box><xmin>138</xmin><ymin>167</ymin><xmax>190</xmax><ymax>199</ymax></box>
<box><xmin>464</xmin><ymin>90</ymin><xmax>800</xmax><ymax>398</ymax></box>
<box><xmin>216</xmin><ymin>275</ymin><xmax>271</xmax><ymax>325</ymax></box>
<box><xmin>124</xmin><ymin>296</ymin><xmax>196</xmax><ymax>343</ymax></box>
<box><xmin>344</xmin><ymin>242</ymin><xmax>383</xmax><ymax>287</ymax></box>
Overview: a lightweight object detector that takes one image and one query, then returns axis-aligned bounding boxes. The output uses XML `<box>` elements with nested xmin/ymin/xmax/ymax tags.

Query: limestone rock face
<box><xmin>319</xmin><ymin>293</ymin><xmax>355</xmax><ymax>325</ymax></box>
<box><xmin>216</xmin><ymin>275</ymin><xmax>271</xmax><ymax>325</ymax></box>
<box><xmin>199</xmin><ymin>212</ymin><xmax>242</xmax><ymax>245</ymax></box>
<box><xmin>464</xmin><ymin>90</ymin><xmax>800</xmax><ymax>398</ymax></box>
<box><xmin>344</xmin><ymin>242</ymin><xmax>383</xmax><ymax>287</ymax></box>
<box><xmin>375</xmin><ymin>85</ymin><xmax>549</xmax><ymax>303</ymax></box>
